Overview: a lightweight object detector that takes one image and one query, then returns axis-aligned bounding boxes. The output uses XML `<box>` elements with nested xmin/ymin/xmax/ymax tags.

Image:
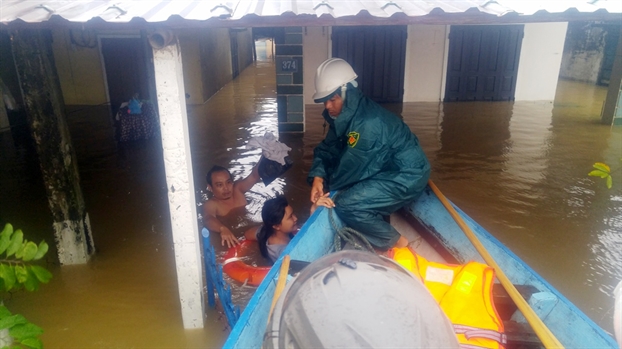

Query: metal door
<box><xmin>445</xmin><ymin>25</ymin><xmax>523</xmax><ymax>101</ymax></box>
<box><xmin>332</xmin><ymin>26</ymin><xmax>407</xmax><ymax>103</ymax></box>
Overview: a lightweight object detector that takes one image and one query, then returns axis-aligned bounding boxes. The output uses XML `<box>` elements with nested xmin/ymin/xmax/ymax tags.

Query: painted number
<box><xmin>281</xmin><ymin>60</ymin><xmax>297</xmax><ymax>72</ymax></box>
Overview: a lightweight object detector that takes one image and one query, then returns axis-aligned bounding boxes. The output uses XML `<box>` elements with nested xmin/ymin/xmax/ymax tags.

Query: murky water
<box><xmin>0</xmin><ymin>58</ymin><xmax>620</xmax><ymax>348</ymax></box>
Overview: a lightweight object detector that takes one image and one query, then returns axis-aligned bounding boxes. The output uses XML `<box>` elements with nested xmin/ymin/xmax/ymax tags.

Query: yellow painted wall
<box><xmin>200</xmin><ymin>28</ymin><xmax>233</xmax><ymax>102</ymax></box>
<box><xmin>179</xmin><ymin>30</ymin><xmax>205</xmax><ymax>105</ymax></box>
<box><xmin>236</xmin><ymin>29</ymin><xmax>254</xmax><ymax>72</ymax></box>
<box><xmin>51</xmin><ymin>28</ymin><xmax>107</xmax><ymax>105</ymax></box>
<box><xmin>50</xmin><ymin>27</ymin><xmax>242</xmax><ymax>107</ymax></box>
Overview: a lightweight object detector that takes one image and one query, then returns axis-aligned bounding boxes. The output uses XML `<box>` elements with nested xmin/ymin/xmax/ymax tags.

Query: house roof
<box><xmin>1</xmin><ymin>0</ymin><xmax>620</xmax><ymax>28</ymax></box>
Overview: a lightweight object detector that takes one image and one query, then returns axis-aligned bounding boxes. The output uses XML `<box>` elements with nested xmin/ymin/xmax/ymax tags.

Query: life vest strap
<box><xmin>454</xmin><ymin>324</ymin><xmax>507</xmax><ymax>345</ymax></box>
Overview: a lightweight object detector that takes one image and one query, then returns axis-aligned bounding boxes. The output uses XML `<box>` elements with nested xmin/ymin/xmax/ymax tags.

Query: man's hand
<box><xmin>220</xmin><ymin>227</ymin><xmax>240</xmax><ymax>248</ymax></box>
<box><xmin>310</xmin><ymin>177</ymin><xmax>324</xmax><ymax>203</ymax></box>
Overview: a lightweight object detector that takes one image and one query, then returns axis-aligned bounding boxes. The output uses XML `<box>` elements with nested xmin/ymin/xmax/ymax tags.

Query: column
<box><xmin>149</xmin><ymin>30</ymin><xmax>204</xmax><ymax>329</ymax></box>
<box><xmin>276</xmin><ymin>27</ymin><xmax>304</xmax><ymax>133</ymax></box>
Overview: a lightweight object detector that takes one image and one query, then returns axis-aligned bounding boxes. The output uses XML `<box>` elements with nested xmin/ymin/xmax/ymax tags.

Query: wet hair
<box><xmin>206</xmin><ymin>165</ymin><xmax>231</xmax><ymax>186</ymax></box>
<box><xmin>257</xmin><ymin>196</ymin><xmax>288</xmax><ymax>260</ymax></box>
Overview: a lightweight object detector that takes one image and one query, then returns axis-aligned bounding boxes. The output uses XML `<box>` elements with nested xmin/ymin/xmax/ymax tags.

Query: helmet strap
<box><xmin>341</xmin><ymin>84</ymin><xmax>347</xmax><ymax>103</ymax></box>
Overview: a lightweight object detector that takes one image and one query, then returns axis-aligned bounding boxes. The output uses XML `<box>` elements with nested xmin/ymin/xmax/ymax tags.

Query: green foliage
<box><xmin>0</xmin><ymin>223</ymin><xmax>51</xmax><ymax>349</ymax></box>
<box><xmin>0</xmin><ymin>305</ymin><xmax>43</xmax><ymax>349</ymax></box>
<box><xmin>588</xmin><ymin>160</ymin><xmax>621</xmax><ymax>189</ymax></box>
<box><xmin>0</xmin><ymin>224</ymin><xmax>51</xmax><ymax>293</ymax></box>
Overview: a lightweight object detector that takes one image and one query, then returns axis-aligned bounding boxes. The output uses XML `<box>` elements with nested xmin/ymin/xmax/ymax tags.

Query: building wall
<box><xmin>303</xmin><ymin>27</ymin><xmax>330</xmax><ymax>105</ymax></box>
<box><xmin>559</xmin><ymin>22</ymin><xmax>607</xmax><ymax>84</ymax></box>
<box><xmin>48</xmin><ymin>28</ymin><xmax>238</xmax><ymax>106</ymax></box>
<box><xmin>403</xmin><ymin>24</ymin><xmax>448</xmax><ymax>102</ymax></box>
<box><xmin>200</xmin><ymin>28</ymin><xmax>233</xmax><ymax>102</ymax></box>
<box><xmin>51</xmin><ymin>28</ymin><xmax>108</xmax><ymax>105</ymax></box>
<box><xmin>515</xmin><ymin>22</ymin><xmax>568</xmax><ymax>101</ymax></box>
<box><xmin>178</xmin><ymin>30</ymin><xmax>204</xmax><ymax>105</ymax></box>
<box><xmin>235</xmin><ymin>29</ymin><xmax>254</xmax><ymax>73</ymax></box>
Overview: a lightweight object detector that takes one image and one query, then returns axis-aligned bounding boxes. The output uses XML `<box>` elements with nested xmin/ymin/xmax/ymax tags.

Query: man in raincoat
<box><xmin>309</xmin><ymin>58</ymin><xmax>431</xmax><ymax>250</ymax></box>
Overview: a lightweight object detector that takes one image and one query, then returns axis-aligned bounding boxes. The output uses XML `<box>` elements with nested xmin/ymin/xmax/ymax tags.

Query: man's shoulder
<box><xmin>203</xmin><ymin>198</ymin><xmax>225</xmax><ymax>214</ymax></box>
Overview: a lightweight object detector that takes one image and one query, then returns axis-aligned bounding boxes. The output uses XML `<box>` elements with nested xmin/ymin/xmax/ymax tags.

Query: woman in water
<box><xmin>253</xmin><ymin>193</ymin><xmax>334</xmax><ymax>263</ymax></box>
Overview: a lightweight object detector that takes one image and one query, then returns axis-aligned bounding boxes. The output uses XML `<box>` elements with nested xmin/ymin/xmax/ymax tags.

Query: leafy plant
<box><xmin>588</xmin><ymin>160</ymin><xmax>621</xmax><ymax>189</ymax></box>
<box><xmin>0</xmin><ymin>223</ymin><xmax>52</xmax><ymax>349</ymax></box>
<box><xmin>589</xmin><ymin>162</ymin><xmax>613</xmax><ymax>189</ymax></box>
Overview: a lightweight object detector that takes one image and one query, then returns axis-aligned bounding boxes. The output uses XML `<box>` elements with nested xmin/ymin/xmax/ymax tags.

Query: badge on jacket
<box><xmin>347</xmin><ymin>131</ymin><xmax>359</xmax><ymax>148</ymax></box>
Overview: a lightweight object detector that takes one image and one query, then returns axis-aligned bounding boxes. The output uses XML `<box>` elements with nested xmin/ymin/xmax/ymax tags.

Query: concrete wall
<box><xmin>403</xmin><ymin>24</ymin><xmax>448</xmax><ymax>102</ymax></box>
<box><xmin>47</xmin><ymin>28</ymin><xmax>238</xmax><ymax>106</ymax></box>
<box><xmin>302</xmin><ymin>27</ymin><xmax>330</xmax><ymax>105</ymax></box>
<box><xmin>51</xmin><ymin>28</ymin><xmax>108</xmax><ymax>105</ymax></box>
<box><xmin>178</xmin><ymin>30</ymin><xmax>204</xmax><ymax>105</ymax></box>
<box><xmin>200</xmin><ymin>28</ymin><xmax>233</xmax><ymax>102</ymax></box>
<box><xmin>559</xmin><ymin>22</ymin><xmax>606</xmax><ymax>84</ymax></box>
<box><xmin>235</xmin><ymin>29</ymin><xmax>254</xmax><ymax>73</ymax></box>
<box><xmin>515</xmin><ymin>22</ymin><xmax>568</xmax><ymax>101</ymax></box>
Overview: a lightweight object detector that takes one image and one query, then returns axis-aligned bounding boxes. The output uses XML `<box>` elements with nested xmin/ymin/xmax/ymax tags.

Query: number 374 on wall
<box><xmin>281</xmin><ymin>59</ymin><xmax>298</xmax><ymax>72</ymax></box>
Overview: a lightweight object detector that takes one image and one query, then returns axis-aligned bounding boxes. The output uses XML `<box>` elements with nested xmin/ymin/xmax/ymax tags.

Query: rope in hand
<box><xmin>326</xmin><ymin>191</ymin><xmax>375</xmax><ymax>252</ymax></box>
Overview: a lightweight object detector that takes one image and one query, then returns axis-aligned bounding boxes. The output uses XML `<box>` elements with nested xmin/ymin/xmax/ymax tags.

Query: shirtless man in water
<box><xmin>203</xmin><ymin>164</ymin><xmax>261</xmax><ymax>248</ymax></box>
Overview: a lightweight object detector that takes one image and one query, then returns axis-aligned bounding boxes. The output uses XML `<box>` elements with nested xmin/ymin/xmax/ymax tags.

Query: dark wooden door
<box><xmin>445</xmin><ymin>25</ymin><xmax>523</xmax><ymax>102</ymax></box>
<box><xmin>100</xmin><ymin>38</ymin><xmax>150</xmax><ymax>114</ymax></box>
<box><xmin>332</xmin><ymin>26</ymin><xmax>407</xmax><ymax>103</ymax></box>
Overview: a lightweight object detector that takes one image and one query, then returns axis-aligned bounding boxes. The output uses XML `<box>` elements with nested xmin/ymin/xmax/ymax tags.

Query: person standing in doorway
<box><xmin>308</xmin><ymin>58</ymin><xmax>431</xmax><ymax>251</ymax></box>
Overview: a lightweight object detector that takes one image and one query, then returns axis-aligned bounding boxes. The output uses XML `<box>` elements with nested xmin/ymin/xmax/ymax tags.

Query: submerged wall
<box><xmin>200</xmin><ymin>28</ymin><xmax>233</xmax><ymax>103</ymax></box>
<box><xmin>403</xmin><ymin>24</ymin><xmax>448</xmax><ymax>102</ymax></box>
<box><xmin>234</xmin><ymin>29</ymin><xmax>254</xmax><ymax>74</ymax></box>
<box><xmin>47</xmin><ymin>28</ymin><xmax>245</xmax><ymax>107</ymax></box>
<box><xmin>303</xmin><ymin>26</ymin><xmax>330</xmax><ymax>105</ymax></box>
<box><xmin>515</xmin><ymin>22</ymin><xmax>568</xmax><ymax>101</ymax></box>
<box><xmin>559</xmin><ymin>22</ymin><xmax>607</xmax><ymax>84</ymax></box>
<box><xmin>51</xmin><ymin>28</ymin><xmax>108</xmax><ymax>105</ymax></box>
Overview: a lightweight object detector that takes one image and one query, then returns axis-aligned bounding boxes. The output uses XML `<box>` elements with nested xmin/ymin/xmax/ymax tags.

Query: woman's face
<box><xmin>276</xmin><ymin>205</ymin><xmax>298</xmax><ymax>234</ymax></box>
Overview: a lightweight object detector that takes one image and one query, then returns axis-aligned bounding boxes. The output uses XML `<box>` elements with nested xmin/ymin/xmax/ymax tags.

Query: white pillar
<box><xmin>150</xmin><ymin>31</ymin><xmax>204</xmax><ymax>329</ymax></box>
<box><xmin>515</xmin><ymin>22</ymin><xmax>568</xmax><ymax>101</ymax></box>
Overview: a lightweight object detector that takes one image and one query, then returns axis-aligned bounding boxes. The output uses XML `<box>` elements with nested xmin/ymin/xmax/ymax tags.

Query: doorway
<box><xmin>444</xmin><ymin>25</ymin><xmax>524</xmax><ymax>101</ymax></box>
<box><xmin>332</xmin><ymin>26</ymin><xmax>407</xmax><ymax>103</ymax></box>
<box><xmin>100</xmin><ymin>36</ymin><xmax>152</xmax><ymax>115</ymax></box>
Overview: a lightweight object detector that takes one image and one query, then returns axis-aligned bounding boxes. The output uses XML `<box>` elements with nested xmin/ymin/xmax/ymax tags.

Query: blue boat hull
<box><xmin>224</xmin><ymin>186</ymin><xmax>617</xmax><ymax>349</ymax></box>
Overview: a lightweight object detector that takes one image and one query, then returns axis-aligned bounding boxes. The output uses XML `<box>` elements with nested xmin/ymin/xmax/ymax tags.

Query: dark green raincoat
<box><xmin>308</xmin><ymin>85</ymin><xmax>430</xmax><ymax>249</ymax></box>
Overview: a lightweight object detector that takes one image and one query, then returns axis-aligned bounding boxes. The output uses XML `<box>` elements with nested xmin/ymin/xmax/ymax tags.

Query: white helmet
<box><xmin>313</xmin><ymin>58</ymin><xmax>358</xmax><ymax>103</ymax></box>
<box><xmin>264</xmin><ymin>250</ymin><xmax>460</xmax><ymax>349</ymax></box>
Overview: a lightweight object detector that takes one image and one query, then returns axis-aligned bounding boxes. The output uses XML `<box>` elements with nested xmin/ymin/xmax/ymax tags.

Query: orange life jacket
<box><xmin>389</xmin><ymin>247</ymin><xmax>506</xmax><ymax>349</ymax></box>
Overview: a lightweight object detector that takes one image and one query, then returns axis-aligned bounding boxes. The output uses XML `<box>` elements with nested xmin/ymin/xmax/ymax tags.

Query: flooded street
<box><xmin>0</xmin><ymin>57</ymin><xmax>620</xmax><ymax>348</ymax></box>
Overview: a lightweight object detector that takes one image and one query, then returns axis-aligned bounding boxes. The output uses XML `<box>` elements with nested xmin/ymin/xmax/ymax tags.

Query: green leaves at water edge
<box><xmin>5</xmin><ymin>230</ymin><xmax>23</xmax><ymax>258</ymax></box>
<box><xmin>0</xmin><ymin>224</ymin><xmax>52</xmax><ymax>293</ymax></box>
<box><xmin>0</xmin><ymin>225</ymin><xmax>48</xmax><ymax>262</ymax></box>
<box><xmin>0</xmin><ymin>265</ymin><xmax>51</xmax><ymax>293</ymax></box>
<box><xmin>0</xmin><ymin>306</ymin><xmax>43</xmax><ymax>349</ymax></box>
<box><xmin>0</xmin><ymin>224</ymin><xmax>49</xmax><ymax>349</ymax></box>
<box><xmin>31</xmin><ymin>242</ymin><xmax>47</xmax><ymax>261</ymax></box>
<box><xmin>588</xmin><ymin>162</ymin><xmax>613</xmax><ymax>189</ymax></box>
<box><xmin>0</xmin><ymin>225</ymin><xmax>13</xmax><ymax>256</ymax></box>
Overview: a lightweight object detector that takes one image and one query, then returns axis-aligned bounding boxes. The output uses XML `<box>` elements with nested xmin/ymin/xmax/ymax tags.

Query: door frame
<box><xmin>97</xmin><ymin>33</ymin><xmax>157</xmax><ymax>117</ymax></box>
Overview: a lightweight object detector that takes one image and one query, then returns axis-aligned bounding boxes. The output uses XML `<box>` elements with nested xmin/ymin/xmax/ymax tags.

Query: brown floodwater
<box><xmin>0</xmin><ymin>57</ymin><xmax>620</xmax><ymax>348</ymax></box>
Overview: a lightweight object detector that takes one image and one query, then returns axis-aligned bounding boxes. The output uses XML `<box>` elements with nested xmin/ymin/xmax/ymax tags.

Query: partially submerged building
<box><xmin>1</xmin><ymin>0</ymin><xmax>620</xmax><ymax>329</ymax></box>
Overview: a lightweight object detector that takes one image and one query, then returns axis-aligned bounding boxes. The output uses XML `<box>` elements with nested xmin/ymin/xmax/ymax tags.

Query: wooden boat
<box><xmin>223</xmin><ymin>185</ymin><xmax>618</xmax><ymax>348</ymax></box>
